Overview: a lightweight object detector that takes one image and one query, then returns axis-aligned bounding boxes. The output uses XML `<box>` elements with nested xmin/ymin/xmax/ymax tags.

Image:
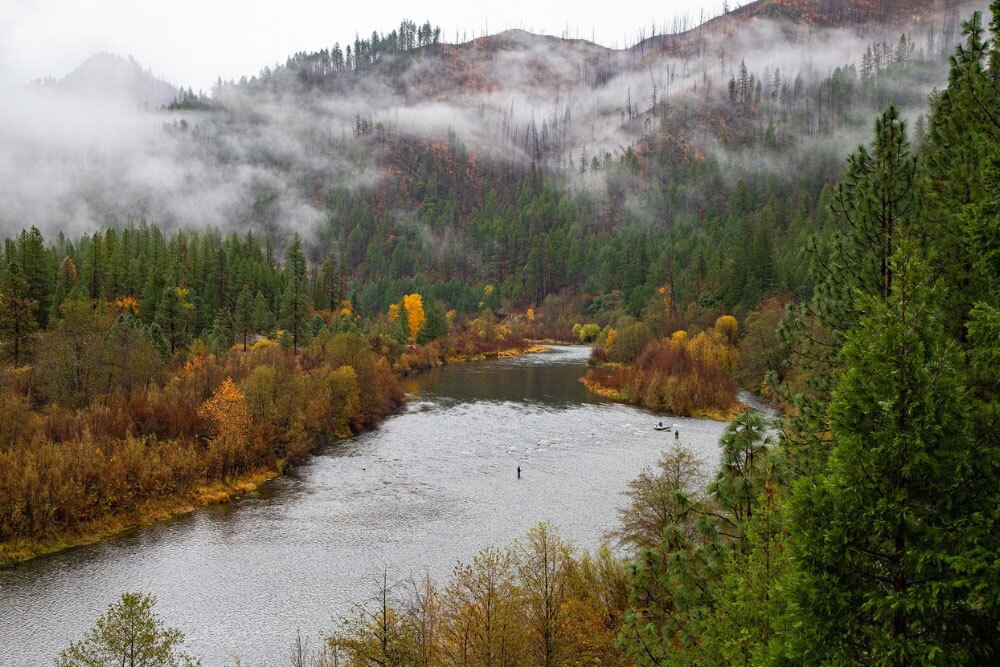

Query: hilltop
<box><xmin>34</xmin><ymin>52</ymin><xmax>176</xmax><ymax>107</ymax></box>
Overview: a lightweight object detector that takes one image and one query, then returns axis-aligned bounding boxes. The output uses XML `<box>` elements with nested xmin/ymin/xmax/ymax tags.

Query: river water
<box><xmin>0</xmin><ymin>346</ymin><xmax>736</xmax><ymax>666</ymax></box>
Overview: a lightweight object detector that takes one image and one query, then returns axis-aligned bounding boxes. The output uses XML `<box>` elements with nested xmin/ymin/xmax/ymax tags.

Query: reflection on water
<box><xmin>0</xmin><ymin>346</ymin><xmax>731</xmax><ymax>667</ymax></box>
<box><xmin>403</xmin><ymin>350</ymin><xmax>596</xmax><ymax>407</ymax></box>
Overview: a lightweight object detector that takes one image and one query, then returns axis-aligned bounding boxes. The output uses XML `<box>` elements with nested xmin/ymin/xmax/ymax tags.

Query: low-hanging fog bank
<box><xmin>0</xmin><ymin>0</ymin><xmax>987</xmax><ymax>243</ymax></box>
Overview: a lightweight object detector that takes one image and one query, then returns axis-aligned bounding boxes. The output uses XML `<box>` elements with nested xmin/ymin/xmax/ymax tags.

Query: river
<box><xmin>0</xmin><ymin>345</ymin><xmax>737</xmax><ymax>666</ymax></box>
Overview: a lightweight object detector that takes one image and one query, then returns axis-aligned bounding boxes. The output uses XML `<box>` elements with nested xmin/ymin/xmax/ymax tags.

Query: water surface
<box><xmin>0</xmin><ymin>346</ymin><xmax>733</xmax><ymax>666</ymax></box>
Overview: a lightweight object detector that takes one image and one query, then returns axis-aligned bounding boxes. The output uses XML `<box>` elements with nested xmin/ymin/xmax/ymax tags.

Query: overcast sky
<box><xmin>1</xmin><ymin>0</ymin><xmax>729</xmax><ymax>91</ymax></box>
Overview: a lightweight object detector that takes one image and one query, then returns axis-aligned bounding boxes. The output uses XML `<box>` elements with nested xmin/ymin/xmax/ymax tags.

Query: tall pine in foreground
<box><xmin>780</xmin><ymin>252</ymin><xmax>998</xmax><ymax>665</ymax></box>
<box><xmin>781</xmin><ymin>105</ymin><xmax>918</xmax><ymax>474</ymax></box>
<box><xmin>775</xmin><ymin>7</ymin><xmax>1000</xmax><ymax>663</ymax></box>
<box><xmin>921</xmin><ymin>5</ymin><xmax>1000</xmax><ymax>343</ymax></box>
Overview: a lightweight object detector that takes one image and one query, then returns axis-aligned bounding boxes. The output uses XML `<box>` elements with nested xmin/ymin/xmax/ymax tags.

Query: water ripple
<box><xmin>0</xmin><ymin>346</ymin><xmax>729</xmax><ymax>667</ymax></box>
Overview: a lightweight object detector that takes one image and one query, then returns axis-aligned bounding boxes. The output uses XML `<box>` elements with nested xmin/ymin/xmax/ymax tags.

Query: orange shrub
<box><xmin>585</xmin><ymin>332</ymin><xmax>739</xmax><ymax>417</ymax></box>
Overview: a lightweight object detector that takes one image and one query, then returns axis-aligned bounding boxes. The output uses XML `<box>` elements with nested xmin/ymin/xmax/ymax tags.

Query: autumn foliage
<box><xmin>0</xmin><ymin>327</ymin><xmax>402</xmax><ymax>556</ymax></box>
<box><xmin>329</xmin><ymin>523</ymin><xmax>629</xmax><ymax>667</ymax></box>
<box><xmin>402</xmin><ymin>293</ymin><xmax>426</xmax><ymax>341</ymax></box>
<box><xmin>585</xmin><ymin>327</ymin><xmax>741</xmax><ymax>419</ymax></box>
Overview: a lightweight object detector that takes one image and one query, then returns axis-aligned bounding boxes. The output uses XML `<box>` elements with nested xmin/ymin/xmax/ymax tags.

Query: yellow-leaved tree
<box><xmin>688</xmin><ymin>330</ymin><xmax>739</xmax><ymax>374</ymax></box>
<box><xmin>604</xmin><ymin>329</ymin><xmax>618</xmax><ymax>358</ymax></box>
<box><xmin>441</xmin><ymin>547</ymin><xmax>525</xmax><ymax>665</ymax></box>
<box><xmin>402</xmin><ymin>293</ymin><xmax>426</xmax><ymax>341</ymax></box>
<box><xmin>198</xmin><ymin>377</ymin><xmax>252</xmax><ymax>482</ymax></box>
<box><xmin>714</xmin><ymin>315</ymin><xmax>739</xmax><ymax>345</ymax></box>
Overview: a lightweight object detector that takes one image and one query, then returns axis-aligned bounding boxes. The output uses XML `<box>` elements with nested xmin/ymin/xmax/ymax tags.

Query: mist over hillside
<box><xmin>0</xmin><ymin>0</ymin><xmax>987</xmax><ymax>262</ymax></box>
<box><xmin>31</xmin><ymin>52</ymin><xmax>177</xmax><ymax>108</ymax></box>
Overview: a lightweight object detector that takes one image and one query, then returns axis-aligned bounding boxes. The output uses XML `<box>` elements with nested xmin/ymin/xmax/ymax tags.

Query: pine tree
<box><xmin>208</xmin><ymin>307</ymin><xmax>234</xmax><ymax>355</ymax></box>
<box><xmin>140</xmin><ymin>270</ymin><xmax>164</xmax><ymax>324</ymax></box>
<box><xmin>80</xmin><ymin>232</ymin><xmax>104</xmax><ymax>300</ymax></box>
<box><xmin>623</xmin><ymin>414</ymin><xmax>777</xmax><ymax>666</ymax></box>
<box><xmin>284</xmin><ymin>233</ymin><xmax>307</xmax><ymax>284</ymax></box>
<box><xmin>964</xmin><ymin>155</ymin><xmax>1000</xmax><ymax>397</ymax></box>
<box><xmin>16</xmin><ymin>226</ymin><xmax>54</xmax><ymax>327</ymax></box>
<box><xmin>707</xmin><ymin>411</ymin><xmax>774</xmax><ymax>549</ymax></box>
<box><xmin>315</xmin><ymin>256</ymin><xmax>340</xmax><ymax>311</ymax></box>
<box><xmin>155</xmin><ymin>286</ymin><xmax>194</xmax><ymax>356</ymax></box>
<box><xmin>278</xmin><ymin>234</ymin><xmax>310</xmax><ymax>352</ymax></box>
<box><xmin>0</xmin><ymin>272</ymin><xmax>38</xmax><ymax>365</ymax></box>
<box><xmin>783</xmin><ymin>255</ymin><xmax>999</xmax><ymax>664</ymax></box>
<box><xmin>921</xmin><ymin>5</ymin><xmax>1000</xmax><ymax>342</ymax></box>
<box><xmin>280</xmin><ymin>280</ymin><xmax>309</xmax><ymax>353</ymax></box>
<box><xmin>56</xmin><ymin>593</ymin><xmax>200</xmax><ymax>667</ymax></box>
<box><xmin>251</xmin><ymin>291</ymin><xmax>272</xmax><ymax>335</ymax></box>
<box><xmin>416</xmin><ymin>300</ymin><xmax>448</xmax><ymax>344</ymax></box>
<box><xmin>782</xmin><ymin>105</ymin><xmax>918</xmax><ymax>472</ymax></box>
<box><xmin>234</xmin><ymin>288</ymin><xmax>253</xmax><ymax>351</ymax></box>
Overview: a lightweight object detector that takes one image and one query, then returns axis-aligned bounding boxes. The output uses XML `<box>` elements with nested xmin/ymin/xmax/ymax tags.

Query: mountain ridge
<box><xmin>631</xmin><ymin>0</ymin><xmax>980</xmax><ymax>57</ymax></box>
<box><xmin>35</xmin><ymin>52</ymin><xmax>176</xmax><ymax>108</ymax></box>
<box><xmin>40</xmin><ymin>0</ymin><xmax>980</xmax><ymax>108</ymax></box>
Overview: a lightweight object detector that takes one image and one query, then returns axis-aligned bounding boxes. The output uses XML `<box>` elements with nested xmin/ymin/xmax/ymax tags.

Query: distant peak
<box><xmin>45</xmin><ymin>52</ymin><xmax>176</xmax><ymax>108</ymax></box>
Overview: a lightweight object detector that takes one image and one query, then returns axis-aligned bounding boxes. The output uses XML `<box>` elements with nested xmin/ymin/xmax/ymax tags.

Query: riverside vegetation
<box><xmin>50</xmin><ymin>3</ymin><xmax>1000</xmax><ymax>663</ymax></box>
<box><xmin>5</xmin><ymin>0</ymin><xmax>1000</xmax><ymax>664</ymax></box>
<box><xmin>0</xmin><ymin>230</ymin><xmax>542</xmax><ymax>565</ymax></box>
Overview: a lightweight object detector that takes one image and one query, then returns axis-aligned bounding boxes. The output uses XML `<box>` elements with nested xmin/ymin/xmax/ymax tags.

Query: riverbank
<box><xmin>581</xmin><ymin>364</ymin><xmax>745</xmax><ymax>422</ymax></box>
<box><xmin>0</xmin><ymin>344</ymin><xmax>739</xmax><ymax>667</ymax></box>
<box><xmin>1</xmin><ymin>468</ymin><xmax>285</xmax><ymax>568</ymax></box>
<box><xmin>579</xmin><ymin>327</ymin><xmax>746</xmax><ymax>422</ymax></box>
<box><xmin>449</xmin><ymin>343</ymin><xmax>551</xmax><ymax>362</ymax></box>
<box><xmin>395</xmin><ymin>337</ymin><xmax>550</xmax><ymax>375</ymax></box>
<box><xmin>1</xmin><ymin>340</ymin><xmax>551</xmax><ymax>569</ymax></box>
<box><xmin>0</xmin><ymin>334</ymin><xmax>405</xmax><ymax>570</ymax></box>
<box><xmin>581</xmin><ymin>373</ymin><xmax>744</xmax><ymax>421</ymax></box>
<box><xmin>526</xmin><ymin>338</ymin><xmax>579</xmax><ymax>346</ymax></box>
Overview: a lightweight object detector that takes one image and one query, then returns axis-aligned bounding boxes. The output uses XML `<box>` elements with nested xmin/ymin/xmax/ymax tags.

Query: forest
<box><xmin>2</xmin><ymin>0</ymin><xmax>999</xmax><ymax>665</ymax></box>
<box><xmin>270</xmin><ymin>6</ymin><xmax>998</xmax><ymax>663</ymax></box>
<box><xmin>6</xmin><ymin>5</ymin><xmax>977</xmax><ymax>322</ymax></box>
<box><xmin>0</xmin><ymin>224</ymin><xmax>549</xmax><ymax>563</ymax></box>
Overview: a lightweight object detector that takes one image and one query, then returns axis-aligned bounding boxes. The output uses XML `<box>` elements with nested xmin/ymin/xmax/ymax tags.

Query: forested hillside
<box><xmin>1</xmin><ymin>1</ymin><xmax>987</xmax><ymax>326</ymax></box>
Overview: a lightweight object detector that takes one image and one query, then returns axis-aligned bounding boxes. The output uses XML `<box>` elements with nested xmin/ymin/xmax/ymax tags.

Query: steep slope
<box><xmin>730</xmin><ymin>0</ymin><xmax>969</xmax><ymax>25</ymax></box>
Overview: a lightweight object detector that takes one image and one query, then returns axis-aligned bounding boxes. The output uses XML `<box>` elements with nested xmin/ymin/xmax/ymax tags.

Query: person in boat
<box><xmin>658</xmin><ymin>422</ymin><xmax>663</xmax><ymax>428</ymax></box>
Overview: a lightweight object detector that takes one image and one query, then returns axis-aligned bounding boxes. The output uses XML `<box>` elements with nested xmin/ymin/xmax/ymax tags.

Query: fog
<box><xmin>0</xmin><ymin>1</ymin><xmax>988</xmax><ymax>242</ymax></box>
<box><xmin>1</xmin><ymin>0</ymin><xmax>729</xmax><ymax>91</ymax></box>
<box><xmin>0</xmin><ymin>91</ymin><xmax>339</xmax><ymax>239</ymax></box>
